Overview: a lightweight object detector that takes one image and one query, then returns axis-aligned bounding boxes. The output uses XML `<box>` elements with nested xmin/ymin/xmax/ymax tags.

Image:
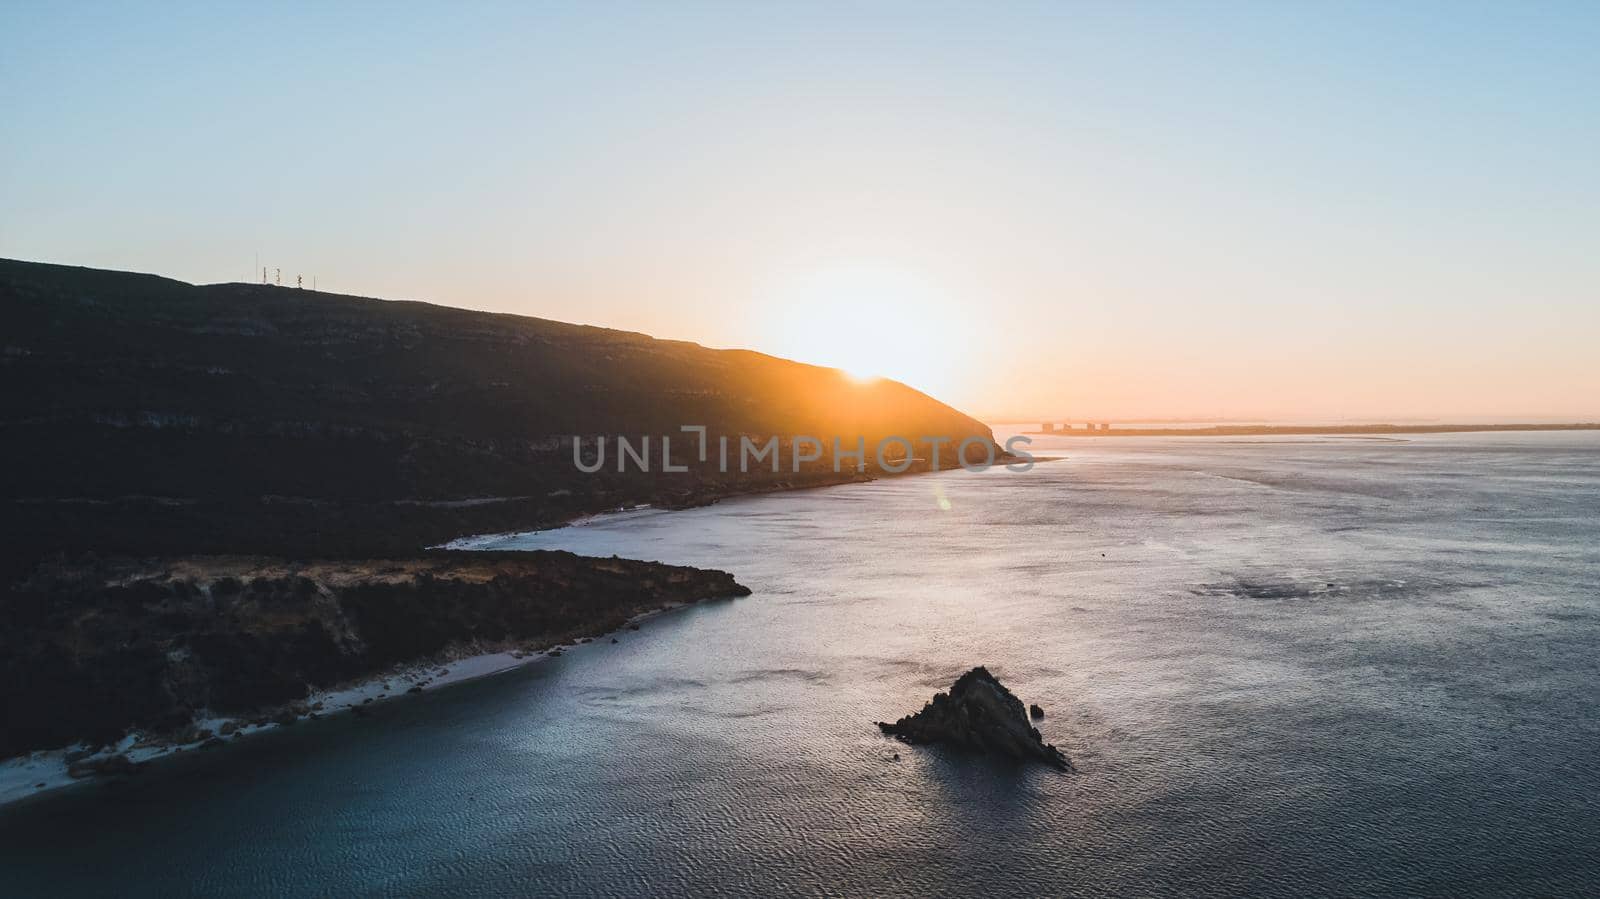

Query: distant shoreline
<box><xmin>1025</xmin><ymin>423</ymin><xmax>1600</xmax><ymax>438</ymax></box>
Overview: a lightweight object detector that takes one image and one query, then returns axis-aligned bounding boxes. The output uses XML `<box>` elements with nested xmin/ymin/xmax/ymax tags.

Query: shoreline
<box><xmin>0</xmin><ymin>598</ymin><xmax>703</xmax><ymax>810</ymax></box>
<box><xmin>444</xmin><ymin>455</ymin><xmax>1060</xmax><ymax>550</ymax></box>
<box><xmin>1</xmin><ymin>462</ymin><xmax>1047</xmax><ymax>811</ymax></box>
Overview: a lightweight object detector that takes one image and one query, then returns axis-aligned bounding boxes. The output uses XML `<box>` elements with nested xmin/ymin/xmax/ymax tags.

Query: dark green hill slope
<box><xmin>0</xmin><ymin>259</ymin><xmax>993</xmax><ymax>569</ymax></box>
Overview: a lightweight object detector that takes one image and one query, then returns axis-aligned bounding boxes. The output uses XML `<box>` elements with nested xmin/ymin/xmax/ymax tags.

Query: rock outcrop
<box><xmin>877</xmin><ymin>667</ymin><xmax>1069</xmax><ymax>771</ymax></box>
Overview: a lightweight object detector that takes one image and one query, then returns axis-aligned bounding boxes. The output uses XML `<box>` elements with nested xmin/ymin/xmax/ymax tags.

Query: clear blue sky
<box><xmin>3</xmin><ymin>1</ymin><xmax>1597</xmax><ymax>419</ymax></box>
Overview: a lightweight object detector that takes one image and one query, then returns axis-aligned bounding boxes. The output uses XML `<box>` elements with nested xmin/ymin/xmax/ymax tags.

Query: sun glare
<box><xmin>755</xmin><ymin>263</ymin><xmax>966</xmax><ymax>400</ymax></box>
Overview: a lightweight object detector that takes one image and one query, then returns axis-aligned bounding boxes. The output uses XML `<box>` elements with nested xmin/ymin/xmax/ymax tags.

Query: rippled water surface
<box><xmin>5</xmin><ymin>433</ymin><xmax>1600</xmax><ymax>896</ymax></box>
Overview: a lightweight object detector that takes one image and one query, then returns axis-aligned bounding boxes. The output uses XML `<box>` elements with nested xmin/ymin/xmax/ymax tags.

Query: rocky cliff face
<box><xmin>0</xmin><ymin>552</ymin><xmax>750</xmax><ymax>757</ymax></box>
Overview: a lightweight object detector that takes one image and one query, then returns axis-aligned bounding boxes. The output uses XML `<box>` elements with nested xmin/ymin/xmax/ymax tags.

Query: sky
<box><xmin>3</xmin><ymin>1</ymin><xmax>1597</xmax><ymax>421</ymax></box>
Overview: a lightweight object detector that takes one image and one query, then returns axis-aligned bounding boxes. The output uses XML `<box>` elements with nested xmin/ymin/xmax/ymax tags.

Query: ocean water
<box><xmin>4</xmin><ymin>433</ymin><xmax>1600</xmax><ymax>897</ymax></box>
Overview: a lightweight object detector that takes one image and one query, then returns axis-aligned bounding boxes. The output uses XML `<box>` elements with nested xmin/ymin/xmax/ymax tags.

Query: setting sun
<box><xmin>6</xmin><ymin>3</ymin><xmax>1600</xmax><ymax>894</ymax></box>
<box><xmin>753</xmin><ymin>263</ymin><xmax>969</xmax><ymax>401</ymax></box>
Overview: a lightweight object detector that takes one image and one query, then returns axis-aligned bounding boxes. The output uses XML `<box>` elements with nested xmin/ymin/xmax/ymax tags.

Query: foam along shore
<box><xmin>0</xmin><ymin>597</ymin><xmax>709</xmax><ymax>809</ymax></box>
<box><xmin>0</xmin><ymin>553</ymin><xmax>750</xmax><ymax>809</ymax></box>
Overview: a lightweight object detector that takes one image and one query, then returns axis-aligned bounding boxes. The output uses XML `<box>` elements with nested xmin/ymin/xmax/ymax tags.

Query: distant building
<box><xmin>1041</xmin><ymin>422</ymin><xmax>1055</xmax><ymax>433</ymax></box>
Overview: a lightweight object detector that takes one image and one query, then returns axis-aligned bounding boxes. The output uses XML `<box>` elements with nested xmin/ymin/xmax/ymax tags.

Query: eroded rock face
<box><xmin>877</xmin><ymin>667</ymin><xmax>1069</xmax><ymax>771</ymax></box>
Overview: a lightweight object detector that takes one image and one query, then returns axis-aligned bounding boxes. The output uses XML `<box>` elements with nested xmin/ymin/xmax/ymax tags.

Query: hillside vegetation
<box><xmin>0</xmin><ymin>259</ymin><xmax>992</xmax><ymax>572</ymax></box>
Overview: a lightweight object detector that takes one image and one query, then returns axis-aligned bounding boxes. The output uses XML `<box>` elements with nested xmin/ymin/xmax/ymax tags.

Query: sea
<box><xmin>4</xmin><ymin>431</ymin><xmax>1599</xmax><ymax>897</ymax></box>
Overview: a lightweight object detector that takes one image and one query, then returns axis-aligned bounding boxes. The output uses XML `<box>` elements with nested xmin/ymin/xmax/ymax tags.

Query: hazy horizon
<box><xmin>4</xmin><ymin>1</ymin><xmax>1597</xmax><ymax>421</ymax></box>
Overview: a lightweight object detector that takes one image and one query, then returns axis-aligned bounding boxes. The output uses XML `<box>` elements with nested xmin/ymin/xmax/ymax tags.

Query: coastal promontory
<box><xmin>0</xmin><ymin>551</ymin><xmax>749</xmax><ymax>758</ymax></box>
